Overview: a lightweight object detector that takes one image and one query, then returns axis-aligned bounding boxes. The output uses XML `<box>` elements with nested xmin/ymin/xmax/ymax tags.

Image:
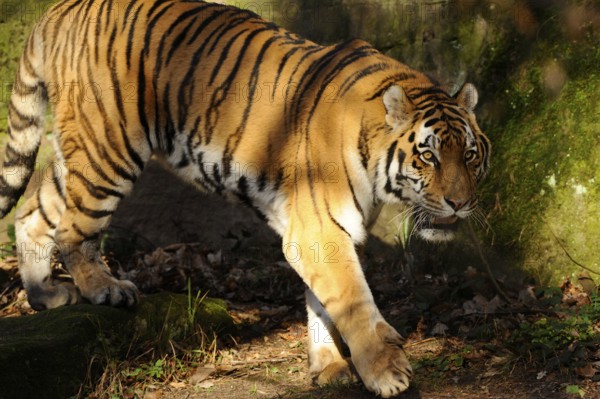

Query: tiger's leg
<box><xmin>285</xmin><ymin>224</ymin><xmax>411</xmax><ymax>398</ymax></box>
<box><xmin>52</xmin><ymin>162</ymin><xmax>140</xmax><ymax>307</ymax></box>
<box><xmin>16</xmin><ymin>163</ymin><xmax>81</xmax><ymax>310</ymax></box>
<box><xmin>45</xmin><ymin>120</ymin><xmax>146</xmax><ymax>307</ymax></box>
<box><xmin>306</xmin><ymin>289</ymin><xmax>356</xmax><ymax>385</ymax></box>
<box><xmin>305</xmin><ymin>239</ymin><xmax>375</xmax><ymax>384</ymax></box>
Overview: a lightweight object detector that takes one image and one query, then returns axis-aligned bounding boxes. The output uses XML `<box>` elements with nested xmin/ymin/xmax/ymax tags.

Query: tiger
<box><xmin>0</xmin><ymin>0</ymin><xmax>490</xmax><ymax>396</ymax></box>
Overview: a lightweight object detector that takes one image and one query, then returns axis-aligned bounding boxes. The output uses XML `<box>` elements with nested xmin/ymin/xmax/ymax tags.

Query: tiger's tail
<box><xmin>0</xmin><ymin>29</ymin><xmax>47</xmax><ymax>218</ymax></box>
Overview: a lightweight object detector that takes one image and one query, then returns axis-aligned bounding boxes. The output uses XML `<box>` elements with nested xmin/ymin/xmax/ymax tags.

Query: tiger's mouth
<box><xmin>430</xmin><ymin>215</ymin><xmax>459</xmax><ymax>228</ymax></box>
<box><xmin>416</xmin><ymin>213</ymin><xmax>461</xmax><ymax>242</ymax></box>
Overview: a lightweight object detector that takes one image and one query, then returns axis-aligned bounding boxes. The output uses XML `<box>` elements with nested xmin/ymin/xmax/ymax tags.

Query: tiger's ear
<box><xmin>455</xmin><ymin>83</ymin><xmax>478</xmax><ymax>112</ymax></box>
<box><xmin>383</xmin><ymin>85</ymin><xmax>414</xmax><ymax>129</ymax></box>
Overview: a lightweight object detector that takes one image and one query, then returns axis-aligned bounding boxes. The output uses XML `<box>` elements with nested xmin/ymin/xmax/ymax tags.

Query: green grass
<box><xmin>0</xmin><ymin>0</ymin><xmax>56</xmax><ymax>129</ymax></box>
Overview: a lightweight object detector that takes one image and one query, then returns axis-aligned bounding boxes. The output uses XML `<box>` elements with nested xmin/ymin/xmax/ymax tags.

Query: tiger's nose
<box><xmin>444</xmin><ymin>197</ymin><xmax>468</xmax><ymax>211</ymax></box>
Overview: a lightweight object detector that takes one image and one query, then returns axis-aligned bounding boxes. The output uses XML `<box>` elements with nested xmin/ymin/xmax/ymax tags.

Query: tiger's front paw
<box><xmin>352</xmin><ymin>322</ymin><xmax>412</xmax><ymax>398</ymax></box>
<box><xmin>78</xmin><ymin>275</ymin><xmax>139</xmax><ymax>307</ymax></box>
<box><xmin>311</xmin><ymin>359</ymin><xmax>357</xmax><ymax>386</ymax></box>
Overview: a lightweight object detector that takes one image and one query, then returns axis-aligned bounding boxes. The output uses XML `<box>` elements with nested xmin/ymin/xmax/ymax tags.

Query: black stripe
<box><xmin>178</xmin><ymin>14</ymin><xmax>251</xmax><ymax>145</ymax></box>
<box><xmin>84</xmin><ymin>61</ymin><xmax>136</xmax><ymax>178</ymax></box>
<box><xmin>236</xmin><ymin>176</ymin><xmax>267</xmax><ymax>220</ymax></box>
<box><xmin>14</xmin><ymin>204</ymin><xmax>36</xmax><ymax>221</ymax></box>
<box><xmin>93</xmin><ymin>0</ymin><xmax>107</xmax><ymax>62</ymax></box>
<box><xmin>163</xmin><ymin>83</ymin><xmax>176</xmax><ymax>153</ymax></box>
<box><xmin>186</xmin><ymin>8</ymin><xmax>231</xmax><ymax>46</ymax></box>
<box><xmin>282</xmin><ymin>46</ymin><xmax>324</xmax><ymax>131</ymax></box>
<box><xmin>325</xmin><ymin>200</ymin><xmax>351</xmax><ymax>238</ymax></box>
<box><xmin>288</xmin><ymin>42</ymin><xmax>352</xmax><ymax>131</ymax></box>
<box><xmin>51</xmin><ymin>165</ymin><xmax>66</xmax><ymax>201</ymax></box>
<box><xmin>301</xmin><ymin>45</ymin><xmax>379</xmax><ymax>136</ymax></box>
<box><xmin>106</xmin><ymin>25</ymin><xmax>117</xmax><ymax>66</ymax></box>
<box><xmin>71</xmin><ymin>193</ymin><xmax>114</xmax><ymax>219</ymax></box>
<box><xmin>122</xmin><ymin>0</ymin><xmax>141</xmax><ymax>32</ymax></box>
<box><xmin>137</xmin><ymin>56</ymin><xmax>153</xmax><ymax>148</ymax></box>
<box><xmin>143</xmin><ymin>3</ymin><xmax>177</xmax><ymax>58</ymax></box>
<box><xmin>338</xmin><ymin>62</ymin><xmax>395</xmax><ymax>97</ymax></box>
<box><xmin>357</xmin><ymin>122</ymin><xmax>370</xmax><ymax>170</ymax></box>
<box><xmin>104</xmin><ymin>0</ymin><xmax>115</xmax><ymax>32</ymax></box>
<box><xmin>120</xmin><ymin>121</ymin><xmax>146</xmax><ymax>172</ymax></box>
<box><xmin>196</xmin><ymin>152</ymin><xmax>221</xmax><ymax>192</ymax></box>
<box><xmin>165</xmin><ymin>15</ymin><xmax>199</xmax><ymax>64</ymax></box>
<box><xmin>37</xmin><ymin>188</ymin><xmax>57</xmax><ymax>230</ymax></box>
<box><xmin>208</xmin><ymin>28</ymin><xmax>250</xmax><ymax>86</ymax></box>
<box><xmin>185</xmin><ymin>115</ymin><xmax>202</xmax><ymax>155</ymax></box>
<box><xmin>154</xmin><ymin>5</ymin><xmax>211</xmax><ymax>80</ymax></box>
<box><xmin>206</xmin><ymin>25</ymin><xmax>275</xmax><ymax>147</ymax></box>
<box><xmin>271</xmin><ymin>46</ymin><xmax>302</xmax><ymax>102</ymax></box>
<box><xmin>109</xmin><ymin>55</ymin><xmax>127</xmax><ymax>126</ymax></box>
<box><xmin>223</xmin><ymin>33</ymin><xmax>280</xmax><ymax>176</ymax></box>
<box><xmin>366</xmin><ymin>73</ymin><xmax>423</xmax><ymax>102</ymax></box>
<box><xmin>99</xmin><ymin>144</ymin><xmax>137</xmax><ymax>182</ymax></box>
<box><xmin>146</xmin><ymin>0</ymin><xmax>169</xmax><ymax>18</ymax></box>
<box><xmin>385</xmin><ymin>141</ymin><xmax>398</xmax><ymax>173</ymax></box>
<box><xmin>8</xmin><ymin>99</ymin><xmax>39</xmax><ymax>131</ymax></box>
<box><xmin>71</xmin><ymin>223</ymin><xmax>99</xmax><ymax>242</ymax></box>
<box><xmin>126</xmin><ymin>5</ymin><xmax>143</xmax><ymax>69</ymax></box>
<box><xmin>0</xmin><ymin>176</ymin><xmax>22</xmax><ymax>198</ymax></box>
<box><xmin>341</xmin><ymin>153</ymin><xmax>364</xmax><ymax>218</ymax></box>
<box><xmin>70</xmin><ymin>169</ymin><xmax>125</xmax><ymax>200</ymax></box>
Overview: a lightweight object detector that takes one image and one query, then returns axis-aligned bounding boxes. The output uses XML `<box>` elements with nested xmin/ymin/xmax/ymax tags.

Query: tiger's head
<box><xmin>377</xmin><ymin>83</ymin><xmax>490</xmax><ymax>242</ymax></box>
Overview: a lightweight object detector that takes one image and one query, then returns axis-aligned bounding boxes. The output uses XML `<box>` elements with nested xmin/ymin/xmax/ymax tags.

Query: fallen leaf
<box><xmin>536</xmin><ymin>370</ymin><xmax>547</xmax><ymax>380</ymax></box>
<box><xmin>169</xmin><ymin>381</ymin><xmax>187</xmax><ymax>389</ymax></box>
<box><xmin>431</xmin><ymin>322</ymin><xmax>448</xmax><ymax>336</ymax></box>
<box><xmin>196</xmin><ymin>380</ymin><xmax>215</xmax><ymax>389</ymax></box>
<box><xmin>576</xmin><ymin>363</ymin><xmax>596</xmax><ymax>378</ymax></box>
<box><xmin>143</xmin><ymin>390</ymin><xmax>162</xmax><ymax>399</ymax></box>
<box><xmin>189</xmin><ymin>365</ymin><xmax>216</xmax><ymax>385</ymax></box>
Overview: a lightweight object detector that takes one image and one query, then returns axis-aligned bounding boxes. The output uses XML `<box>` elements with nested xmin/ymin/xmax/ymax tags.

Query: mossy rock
<box><xmin>0</xmin><ymin>293</ymin><xmax>233</xmax><ymax>399</ymax></box>
<box><xmin>482</xmin><ymin>62</ymin><xmax>600</xmax><ymax>285</ymax></box>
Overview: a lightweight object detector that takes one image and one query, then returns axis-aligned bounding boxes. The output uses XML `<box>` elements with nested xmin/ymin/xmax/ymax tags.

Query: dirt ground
<box><xmin>1</xmin><ymin>163</ymin><xmax>599</xmax><ymax>399</ymax></box>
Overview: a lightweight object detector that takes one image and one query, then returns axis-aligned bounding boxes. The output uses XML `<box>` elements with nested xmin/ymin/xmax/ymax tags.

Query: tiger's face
<box><xmin>379</xmin><ymin>83</ymin><xmax>490</xmax><ymax>242</ymax></box>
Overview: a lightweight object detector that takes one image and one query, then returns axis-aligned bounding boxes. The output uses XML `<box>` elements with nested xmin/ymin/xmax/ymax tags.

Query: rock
<box><xmin>0</xmin><ymin>293</ymin><xmax>233</xmax><ymax>399</ymax></box>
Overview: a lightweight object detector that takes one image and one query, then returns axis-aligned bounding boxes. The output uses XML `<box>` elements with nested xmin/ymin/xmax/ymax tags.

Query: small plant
<box><xmin>186</xmin><ymin>278</ymin><xmax>208</xmax><ymax>336</ymax></box>
<box><xmin>566</xmin><ymin>384</ymin><xmax>586</xmax><ymax>398</ymax></box>
<box><xmin>511</xmin><ymin>292</ymin><xmax>600</xmax><ymax>366</ymax></box>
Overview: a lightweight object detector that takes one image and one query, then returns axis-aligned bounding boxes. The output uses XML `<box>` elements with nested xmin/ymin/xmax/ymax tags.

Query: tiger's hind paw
<box><xmin>26</xmin><ymin>281</ymin><xmax>82</xmax><ymax>311</ymax></box>
<box><xmin>312</xmin><ymin>359</ymin><xmax>357</xmax><ymax>386</ymax></box>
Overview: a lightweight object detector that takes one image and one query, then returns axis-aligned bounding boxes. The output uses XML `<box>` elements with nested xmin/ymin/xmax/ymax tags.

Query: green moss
<box><xmin>0</xmin><ymin>293</ymin><xmax>233</xmax><ymax>399</ymax></box>
<box><xmin>481</xmin><ymin>38</ymin><xmax>600</xmax><ymax>285</ymax></box>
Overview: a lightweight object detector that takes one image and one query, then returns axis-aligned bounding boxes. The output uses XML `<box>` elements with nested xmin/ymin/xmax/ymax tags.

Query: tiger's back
<box><xmin>1</xmin><ymin>1</ymin><xmax>490</xmax><ymax>397</ymax></box>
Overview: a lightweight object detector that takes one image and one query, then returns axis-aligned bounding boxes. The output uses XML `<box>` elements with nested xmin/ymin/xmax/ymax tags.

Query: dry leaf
<box><xmin>143</xmin><ymin>390</ymin><xmax>162</xmax><ymax>399</ymax></box>
<box><xmin>576</xmin><ymin>363</ymin><xmax>596</xmax><ymax>378</ymax></box>
<box><xmin>189</xmin><ymin>365</ymin><xmax>216</xmax><ymax>385</ymax></box>
<box><xmin>431</xmin><ymin>322</ymin><xmax>448</xmax><ymax>336</ymax></box>
<box><xmin>196</xmin><ymin>380</ymin><xmax>215</xmax><ymax>389</ymax></box>
<box><xmin>169</xmin><ymin>381</ymin><xmax>187</xmax><ymax>389</ymax></box>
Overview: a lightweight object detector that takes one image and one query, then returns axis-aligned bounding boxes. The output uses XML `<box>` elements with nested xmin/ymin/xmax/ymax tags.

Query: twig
<box><xmin>226</xmin><ymin>357</ymin><xmax>294</xmax><ymax>366</ymax></box>
<box><xmin>467</xmin><ymin>222</ymin><xmax>513</xmax><ymax>304</ymax></box>
<box><xmin>547</xmin><ymin>223</ymin><xmax>600</xmax><ymax>276</ymax></box>
<box><xmin>404</xmin><ymin>337</ymin><xmax>439</xmax><ymax>348</ymax></box>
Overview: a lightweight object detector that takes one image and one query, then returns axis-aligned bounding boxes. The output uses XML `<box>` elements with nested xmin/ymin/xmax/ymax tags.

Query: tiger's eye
<box><xmin>465</xmin><ymin>150</ymin><xmax>477</xmax><ymax>162</ymax></box>
<box><xmin>420</xmin><ymin>151</ymin><xmax>436</xmax><ymax>164</ymax></box>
